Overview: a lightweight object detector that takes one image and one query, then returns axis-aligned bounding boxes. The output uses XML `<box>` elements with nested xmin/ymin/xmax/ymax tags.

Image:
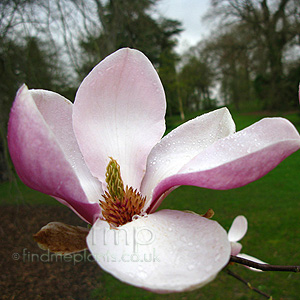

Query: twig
<box><xmin>225</xmin><ymin>269</ymin><xmax>272</xmax><ymax>299</ymax></box>
<box><xmin>230</xmin><ymin>255</ymin><xmax>300</xmax><ymax>272</ymax></box>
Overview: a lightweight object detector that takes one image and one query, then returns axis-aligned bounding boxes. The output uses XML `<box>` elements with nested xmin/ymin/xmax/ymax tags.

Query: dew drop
<box><xmin>132</xmin><ymin>215</ymin><xmax>139</xmax><ymax>221</ymax></box>
<box><xmin>105</xmin><ymin>67</ymin><xmax>113</xmax><ymax>72</ymax></box>
<box><xmin>138</xmin><ymin>271</ymin><xmax>148</xmax><ymax>279</ymax></box>
<box><xmin>140</xmin><ymin>212</ymin><xmax>148</xmax><ymax>218</ymax></box>
<box><xmin>187</xmin><ymin>264</ymin><xmax>195</xmax><ymax>271</ymax></box>
<box><xmin>180</xmin><ymin>235</ymin><xmax>187</xmax><ymax>242</ymax></box>
<box><xmin>215</xmin><ymin>254</ymin><xmax>221</xmax><ymax>261</ymax></box>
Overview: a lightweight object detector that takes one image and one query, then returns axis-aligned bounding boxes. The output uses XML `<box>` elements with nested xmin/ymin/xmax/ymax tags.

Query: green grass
<box><xmin>2</xmin><ymin>110</ymin><xmax>300</xmax><ymax>299</ymax></box>
<box><xmin>0</xmin><ymin>177</ymin><xmax>61</xmax><ymax>206</ymax></box>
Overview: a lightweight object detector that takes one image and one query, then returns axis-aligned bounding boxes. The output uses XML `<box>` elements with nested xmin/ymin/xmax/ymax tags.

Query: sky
<box><xmin>156</xmin><ymin>0</ymin><xmax>212</xmax><ymax>53</ymax></box>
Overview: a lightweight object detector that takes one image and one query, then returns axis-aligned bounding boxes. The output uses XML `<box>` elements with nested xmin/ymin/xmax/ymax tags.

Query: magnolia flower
<box><xmin>228</xmin><ymin>216</ymin><xmax>266</xmax><ymax>271</ymax></box>
<box><xmin>7</xmin><ymin>48</ymin><xmax>300</xmax><ymax>293</ymax></box>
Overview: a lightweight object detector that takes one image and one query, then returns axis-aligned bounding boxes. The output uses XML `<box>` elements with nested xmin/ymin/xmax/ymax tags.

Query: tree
<box><xmin>202</xmin><ymin>24</ymin><xmax>255</xmax><ymax>111</ymax></box>
<box><xmin>178</xmin><ymin>53</ymin><xmax>216</xmax><ymax>112</ymax></box>
<box><xmin>207</xmin><ymin>0</ymin><xmax>300</xmax><ymax>110</ymax></box>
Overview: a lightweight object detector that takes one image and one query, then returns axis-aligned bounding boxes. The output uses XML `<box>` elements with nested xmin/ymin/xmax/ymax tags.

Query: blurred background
<box><xmin>1</xmin><ymin>0</ymin><xmax>300</xmax><ymax>299</ymax></box>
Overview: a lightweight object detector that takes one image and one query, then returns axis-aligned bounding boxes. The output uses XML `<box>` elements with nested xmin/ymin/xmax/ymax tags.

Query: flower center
<box><xmin>100</xmin><ymin>157</ymin><xmax>146</xmax><ymax>227</ymax></box>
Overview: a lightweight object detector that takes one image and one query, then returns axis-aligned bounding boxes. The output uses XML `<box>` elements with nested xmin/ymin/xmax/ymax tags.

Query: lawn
<box><xmin>2</xmin><ymin>109</ymin><xmax>300</xmax><ymax>300</ymax></box>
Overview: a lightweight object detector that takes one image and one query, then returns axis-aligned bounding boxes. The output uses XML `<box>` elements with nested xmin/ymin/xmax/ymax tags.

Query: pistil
<box><xmin>100</xmin><ymin>158</ymin><xmax>146</xmax><ymax>227</ymax></box>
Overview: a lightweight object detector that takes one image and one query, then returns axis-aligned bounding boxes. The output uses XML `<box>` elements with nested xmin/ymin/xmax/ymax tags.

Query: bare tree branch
<box><xmin>225</xmin><ymin>269</ymin><xmax>272</xmax><ymax>299</ymax></box>
<box><xmin>230</xmin><ymin>255</ymin><xmax>300</xmax><ymax>272</ymax></box>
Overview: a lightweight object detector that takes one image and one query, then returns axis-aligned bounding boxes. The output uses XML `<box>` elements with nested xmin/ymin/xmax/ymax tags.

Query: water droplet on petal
<box><xmin>140</xmin><ymin>212</ymin><xmax>148</xmax><ymax>218</ymax></box>
<box><xmin>138</xmin><ymin>271</ymin><xmax>148</xmax><ymax>279</ymax></box>
<box><xmin>180</xmin><ymin>235</ymin><xmax>187</xmax><ymax>242</ymax></box>
<box><xmin>132</xmin><ymin>215</ymin><xmax>139</xmax><ymax>221</ymax></box>
<box><xmin>215</xmin><ymin>254</ymin><xmax>221</xmax><ymax>261</ymax></box>
<box><xmin>187</xmin><ymin>264</ymin><xmax>195</xmax><ymax>271</ymax></box>
<box><xmin>105</xmin><ymin>67</ymin><xmax>113</xmax><ymax>72</ymax></box>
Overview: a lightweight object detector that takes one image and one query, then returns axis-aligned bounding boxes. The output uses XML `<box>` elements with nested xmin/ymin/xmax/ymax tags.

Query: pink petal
<box><xmin>54</xmin><ymin>197</ymin><xmax>100</xmax><ymax>224</ymax></box>
<box><xmin>141</xmin><ymin>107</ymin><xmax>235</xmax><ymax>204</ymax></box>
<box><xmin>87</xmin><ymin>209</ymin><xmax>230</xmax><ymax>293</ymax></box>
<box><xmin>73</xmin><ymin>48</ymin><xmax>166</xmax><ymax>190</ymax></box>
<box><xmin>8</xmin><ymin>85</ymin><xmax>102</xmax><ymax>224</ymax></box>
<box><xmin>228</xmin><ymin>216</ymin><xmax>248</xmax><ymax>242</ymax></box>
<box><xmin>147</xmin><ymin>118</ymin><xmax>300</xmax><ymax>213</ymax></box>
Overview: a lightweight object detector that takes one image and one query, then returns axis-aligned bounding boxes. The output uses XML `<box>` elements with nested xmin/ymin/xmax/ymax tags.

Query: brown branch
<box><xmin>230</xmin><ymin>255</ymin><xmax>300</xmax><ymax>272</ymax></box>
<box><xmin>225</xmin><ymin>269</ymin><xmax>272</xmax><ymax>299</ymax></box>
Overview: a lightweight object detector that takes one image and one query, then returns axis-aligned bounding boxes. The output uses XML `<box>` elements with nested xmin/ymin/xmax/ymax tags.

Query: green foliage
<box><xmin>78</xmin><ymin>0</ymin><xmax>182</xmax><ymax>74</ymax></box>
<box><xmin>157</xmin><ymin>48</ymin><xmax>180</xmax><ymax>116</ymax></box>
<box><xmin>178</xmin><ymin>56</ymin><xmax>216</xmax><ymax>112</ymax></box>
<box><xmin>0</xmin><ymin>36</ymin><xmax>65</xmax><ymax>119</ymax></box>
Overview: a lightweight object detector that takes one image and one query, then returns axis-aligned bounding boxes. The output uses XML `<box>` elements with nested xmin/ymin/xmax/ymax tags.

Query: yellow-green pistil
<box><xmin>100</xmin><ymin>157</ymin><xmax>146</xmax><ymax>227</ymax></box>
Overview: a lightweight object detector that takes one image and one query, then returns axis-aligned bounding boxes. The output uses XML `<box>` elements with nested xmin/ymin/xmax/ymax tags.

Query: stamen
<box><xmin>100</xmin><ymin>158</ymin><xmax>146</xmax><ymax>227</ymax></box>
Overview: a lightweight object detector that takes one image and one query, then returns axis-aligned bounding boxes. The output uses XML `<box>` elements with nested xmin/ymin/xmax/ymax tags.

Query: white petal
<box><xmin>146</xmin><ymin>117</ymin><xmax>300</xmax><ymax>213</ymax></box>
<box><xmin>228</xmin><ymin>215</ymin><xmax>248</xmax><ymax>242</ymax></box>
<box><xmin>87</xmin><ymin>209</ymin><xmax>230</xmax><ymax>293</ymax></box>
<box><xmin>73</xmin><ymin>48</ymin><xmax>166</xmax><ymax>190</ymax></box>
<box><xmin>141</xmin><ymin>107</ymin><xmax>235</xmax><ymax>203</ymax></box>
